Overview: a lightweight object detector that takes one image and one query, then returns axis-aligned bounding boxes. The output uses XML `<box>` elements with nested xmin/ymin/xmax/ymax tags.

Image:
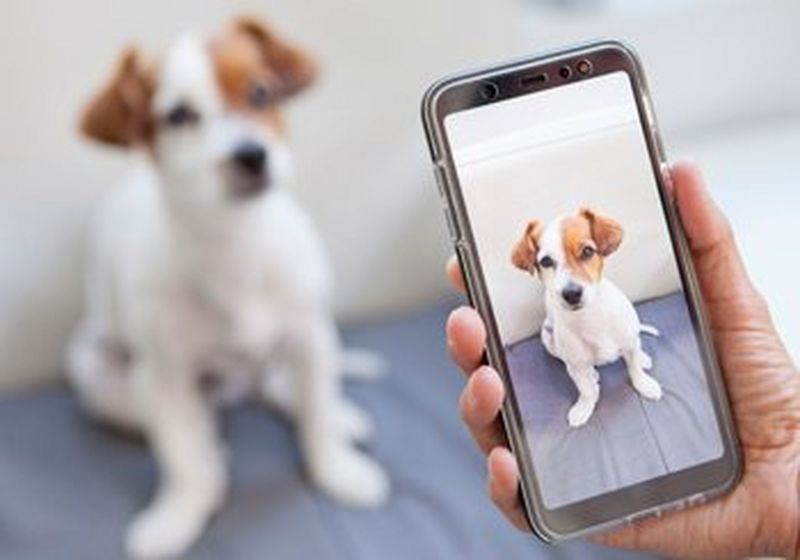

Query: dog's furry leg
<box><xmin>540</xmin><ymin>317</ymin><xmax>557</xmax><ymax>357</ymax></box>
<box><xmin>640</xmin><ymin>350</ymin><xmax>653</xmax><ymax>370</ymax></box>
<box><xmin>333</xmin><ymin>398</ymin><xmax>375</xmax><ymax>441</ymax></box>
<box><xmin>340</xmin><ymin>348</ymin><xmax>387</xmax><ymax>381</ymax></box>
<box><xmin>637</xmin><ymin>324</ymin><xmax>657</xmax><ymax>369</ymax></box>
<box><xmin>260</xmin><ymin>365</ymin><xmax>374</xmax><ymax>441</ymax></box>
<box><xmin>125</xmin><ymin>359</ymin><xmax>227</xmax><ymax>560</ymax></box>
<box><xmin>640</xmin><ymin>324</ymin><xmax>660</xmax><ymax>337</ymax></box>
<box><xmin>624</xmin><ymin>343</ymin><xmax>662</xmax><ymax>401</ymax></box>
<box><xmin>292</xmin><ymin>315</ymin><xmax>389</xmax><ymax>507</ymax></box>
<box><xmin>565</xmin><ymin>364</ymin><xmax>600</xmax><ymax>427</ymax></box>
<box><xmin>66</xmin><ymin>321</ymin><xmax>140</xmax><ymax>432</ymax></box>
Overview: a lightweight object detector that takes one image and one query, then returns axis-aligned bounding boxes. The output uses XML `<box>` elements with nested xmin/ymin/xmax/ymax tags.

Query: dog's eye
<box><xmin>579</xmin><ymin>246</ymin><xmax>596</xmax><ymax>261</ymax></box>
<box><xmin>539</xmin><ymin>256</ymin><xmax>555</xmax><ymax>269</ymax></box>
<box><xmin>249</xmin><ymin>82</ymin><xmax>272</xmax><ymax>109</ymax></box>
<box><xmin>164</xmin><ymin>103</ymin><xmax>200</xmax><ymax>127</ymax></box>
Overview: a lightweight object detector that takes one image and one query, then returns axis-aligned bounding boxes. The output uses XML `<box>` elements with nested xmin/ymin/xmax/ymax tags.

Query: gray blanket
<box><xmin>506</xmin><ymin>292</ymin><xmax>722</xmax><ymax>508</ymax></box>
<box><xmin>0</xmin><ymin>301</ymin><xmax>658</xmax><ymax>559</ymax></box>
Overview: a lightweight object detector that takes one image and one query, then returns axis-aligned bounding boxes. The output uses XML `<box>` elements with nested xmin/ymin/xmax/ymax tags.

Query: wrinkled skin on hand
<box><xmin>445</xmin><ymin>162</ymin><xmax>800</xmax><ymax>558</ymax></box>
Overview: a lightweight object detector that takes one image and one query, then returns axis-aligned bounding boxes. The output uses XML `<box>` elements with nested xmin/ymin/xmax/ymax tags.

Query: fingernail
<box><xmin>672</xmin><ymin>156</ymin><xmax>696</xmax><ymax>168</ymax></box>
<box><xmin>464</xmin><ymin>380</ymin><xmax>477</xmax><ymax>413</ymax></box>
<box><xmin>445</xmin><ymin>307</ymin><xmax>465</xmax><ymax>338</ymax></box>
<box><xmin>451</xmin><ymin>305</ymin><xmax>472</xmax><ymax>322</ymax></box>
<box><xmin>474</xmin><ymin>366</ymin><xmax>495</xmax><ymax>388</ymax></box>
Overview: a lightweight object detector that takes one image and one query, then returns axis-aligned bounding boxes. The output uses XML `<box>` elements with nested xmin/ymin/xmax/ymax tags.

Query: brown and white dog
<box><xmin>67</xmin><ymin>16</ymin><xmax>388</xmax><ymax>559</ymax></box>
<box><xmin>511</xmin><ymin>208</ymin><xmax>662</xmax><ymax>428</ymax></box>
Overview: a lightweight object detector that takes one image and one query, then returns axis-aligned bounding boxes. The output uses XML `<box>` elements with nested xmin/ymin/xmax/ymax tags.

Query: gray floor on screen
<box><xmin>506</xmin><ymin>292</ymin><xmax>722</xmax><ymax>509</ymax></box>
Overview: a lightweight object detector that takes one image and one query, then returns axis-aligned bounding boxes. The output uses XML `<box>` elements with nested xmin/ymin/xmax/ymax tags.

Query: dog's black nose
<box><xmin>562</xmin><ymin>284</ymin><xmax>583</xmax><ymax>306</ymax></box>
<box><xmin>233</xmin><ymin>141</ymin><xmax>267</xmax><ymax>176</ymax></box>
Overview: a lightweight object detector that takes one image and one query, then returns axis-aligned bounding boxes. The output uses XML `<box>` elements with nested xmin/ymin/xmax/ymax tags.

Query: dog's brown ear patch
<box><xmin>581</xmin><ymin>208</ymin><xmax>623</xmax><ymax>256</ymax></box>
<box><xmin>80</xmin><ymin>47</ymin><xmax>154</xmax><ymax>147</ymax></box>
<box><xmin>511</xmin><ymin>220</ymin><xmax>542</xmax><ymax>272</ymax></box>
<box><xmin>233</xmin><ymin>16</ymin><xmax>317</xmax><ymax>98</ymax></box>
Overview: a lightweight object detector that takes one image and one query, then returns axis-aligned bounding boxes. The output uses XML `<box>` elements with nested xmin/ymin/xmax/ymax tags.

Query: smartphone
<box><xmin>421</xmin><ymin>41</ymin><xmax>740</xmax><ymax>541</ymax></box>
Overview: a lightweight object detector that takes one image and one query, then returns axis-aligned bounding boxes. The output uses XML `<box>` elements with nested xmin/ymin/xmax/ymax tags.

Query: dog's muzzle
<box><xmin>229</xmin><ymin>140</ymin><xmax>269</xmax><ymax>199</ymax></box>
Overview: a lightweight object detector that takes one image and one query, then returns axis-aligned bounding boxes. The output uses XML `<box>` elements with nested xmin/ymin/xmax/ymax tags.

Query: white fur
<box><xmin>67</xmin><ymin>35</ymin><xmax>388</xmax><ymax>560</ymax></box>
<box><xmin>536</xmin><ymin>216</ymin><xmax>662</xmax><ymax>428</ymax></box>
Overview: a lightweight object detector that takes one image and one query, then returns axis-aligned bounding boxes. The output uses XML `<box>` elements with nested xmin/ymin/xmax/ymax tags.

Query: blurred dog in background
<box><xmin>67</xmin><ymin>16</ymin><xmax>388</xmax><ymax>559</ymax></box>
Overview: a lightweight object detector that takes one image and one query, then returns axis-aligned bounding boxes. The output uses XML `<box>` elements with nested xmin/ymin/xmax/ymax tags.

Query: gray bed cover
<box><xmin>506</xmin><ymin>292</ymin><xmax>722</xmax><ymax>508</ymax></box>
<box><xmin>0</xmin><ymin>301</ymin><xmax>660</xmax><ymax>559</ymax></box>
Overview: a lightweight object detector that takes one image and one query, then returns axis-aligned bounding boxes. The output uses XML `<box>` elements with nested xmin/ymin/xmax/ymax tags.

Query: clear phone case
<box><xmin>420</xmin><ymin>41</ymin><xmax>741</xmax><ymax>542</ymax></box>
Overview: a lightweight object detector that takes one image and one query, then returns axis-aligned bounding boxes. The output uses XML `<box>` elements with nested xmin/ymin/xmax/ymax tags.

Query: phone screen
<box><xmin>444</xmin><ymin>71</ymin><xmax>724</xmax><ymax>509</ymax></box>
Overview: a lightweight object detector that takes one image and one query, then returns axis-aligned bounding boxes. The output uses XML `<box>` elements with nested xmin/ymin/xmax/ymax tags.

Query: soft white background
<box><xmin>449</xmin><ymin>74</ymin><xmax>680</xmax><ymax>344</ymax></box>
<box><xmin>1</xmin><ymin>0</ymin><xmax>798</xmax><ymax>391</ymax></box>
<box><xmin>0</xmin><ymin>0</ymin><xmax>519</xmax><ymax>391</ymax></box>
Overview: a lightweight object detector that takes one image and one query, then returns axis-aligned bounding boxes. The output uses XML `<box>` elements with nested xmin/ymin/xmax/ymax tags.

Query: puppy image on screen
<box><xmin>67</xmin><ymin>16</ymin><xmax>388</xmax><ymax>559</ymax></box>
<box><xmin>511</xmin><ymin>208</ymin><xmax>662</xmax><ymax>427</ymax></box>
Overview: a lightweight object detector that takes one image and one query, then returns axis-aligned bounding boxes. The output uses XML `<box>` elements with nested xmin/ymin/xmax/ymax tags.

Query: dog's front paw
<box><xmin>567</xmin><ymin>398</ymin><xmax>596</xmax><ymax>427</ymax></box>
<box><xmin>541</xmin><ymin>327</ymin><xmax>555</xmax><ymax>356</ymax></box>
<box><xmin>341</xmin><ymin>349</ymin><xmax>388</xmax><ymax>380</ymax></box>
<box><xmin>125</xmin><ymin>492</ymin><xmax>219</xmax><ymax>560</ymax></box>
<box><xmin>633</xmin><ymin>372</ymin><xmax>662</xmax><ymax>401</ymax></box>
<box><xmin>336</xmin><ymin>399</ymin><xmax>374</xmax><ymax>442</ymax></box>
<box><xmin>311</xmin><ymin>444</ymin><xmax>389</xmax><ymax>508</ymax></box>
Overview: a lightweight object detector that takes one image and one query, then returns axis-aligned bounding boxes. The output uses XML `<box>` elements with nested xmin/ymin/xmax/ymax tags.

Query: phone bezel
<box><xmin>421</xmin><ymin>41</ymin><xmax>741</xmax><ymax>541</ymax></box>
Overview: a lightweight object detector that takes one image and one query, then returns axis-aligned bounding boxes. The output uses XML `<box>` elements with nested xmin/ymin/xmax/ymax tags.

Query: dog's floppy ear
<box><xmin>511</xmin><ymin>220</ymin><xmax>542</xmax><ymax>272</ymax></box>
<box><xmin>582</xmin><ymin>208</ymin><xmax>623</xmax><ymax>256</ymax></box>
<box><xmin>233</xmin><ymin>16</ymin><xmax>317</xmax><ymax>98</ymax></box>
<box><xmin>80</xmin><ymin>47</ymin><xmax>154</xmax><ymax>147</ymax></box>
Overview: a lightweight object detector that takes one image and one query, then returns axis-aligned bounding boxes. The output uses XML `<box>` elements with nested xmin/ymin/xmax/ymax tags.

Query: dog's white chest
<box><xmin>180</xmin><ymin>237</ymin><xmax>323</xmax><ymax>364</ymax></box>
<box><xmin>545</xmin><ymin>283</ymin><xmax>639</xmax><ymax>368</ymax></box>
<box><xmin>214</xmin><ymin>290</ymin><xmax>289</xmax><ymax>361</ymax></box>
<box><xmin>578</xmin><ymin>331</ymin><xmax>623</xmax><ymax>365</ymax></box>
<box><xmin>549</xmin><ymin>318</ymin><xmax>621</xmax><ymax>367</ymax></box>
<box><xmin>101</xmin><ymin>175</ymin><xmax>331</xmax><ymax>371</ymax></box>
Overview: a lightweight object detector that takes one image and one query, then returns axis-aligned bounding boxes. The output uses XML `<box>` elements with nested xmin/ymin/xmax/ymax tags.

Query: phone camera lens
<box><xmin>558</xmin><ymin>66</ymin><xmax>572</xmax><ymax>80</ymax></box>
<box><xmin>576</xmin><ymin>59</ymin><xmax>593</xmax><ymax>76</ymax></box>
<box><xmin>479</xmin><ymin>81</ymin><xmax>500</xmax><ymax>101</ymax></box>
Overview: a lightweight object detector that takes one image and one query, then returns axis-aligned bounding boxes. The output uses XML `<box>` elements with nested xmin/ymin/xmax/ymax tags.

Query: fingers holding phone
<box><xmin>423</xmin><ymin>42</ymin><xmax>741</xmax><ymax>541</ymax></box>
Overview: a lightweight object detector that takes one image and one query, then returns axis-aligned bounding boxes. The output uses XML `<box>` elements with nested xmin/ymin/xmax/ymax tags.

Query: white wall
<box><xmin>516</xmin><ymin>0</ymin><xmax>800</xmax><ymax>138</ymax></box>
<box><xmin>450</xmin><ymin>97</ymin><xmax>680</xmax><ymax>344</ymax></box>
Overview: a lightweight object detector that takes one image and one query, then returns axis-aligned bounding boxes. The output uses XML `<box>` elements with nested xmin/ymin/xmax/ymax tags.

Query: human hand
<box><xmin>445</xmin><ymin>161</ymin><xmax>800</xmax><ymax>558</ymax></box>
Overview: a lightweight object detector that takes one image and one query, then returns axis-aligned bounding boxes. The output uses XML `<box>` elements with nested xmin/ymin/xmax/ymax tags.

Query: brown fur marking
<box><xmin>80</xmin><ymin>47</ymin><xmax>155</xmax><ymax>147</ymax></box>
<box><xmin>561</xmin><ymin>214</ymin><xmax>603</xmax><ymax>283</ymax></box>
<box><xmin>511</xmin><ymin>220</ymin><xmax>542</xmax><ymax>273</ymax></box>
<box><xmin>210</xmin><ymin>16</ymin><xmax>317</xmax><ymax>135</ymax></box>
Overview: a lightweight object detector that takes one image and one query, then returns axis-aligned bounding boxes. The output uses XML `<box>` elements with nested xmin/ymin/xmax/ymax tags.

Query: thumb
<box><xmin>671</xmin><ymin>162</ymin><xmax>758</xmax><ymax>311</ymax></box>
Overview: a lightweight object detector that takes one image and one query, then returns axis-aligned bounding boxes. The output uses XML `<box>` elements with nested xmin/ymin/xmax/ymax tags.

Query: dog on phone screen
<box><xmin>67</xmin><ymin>16</ymin><xmax>388</xmax><ymax>559</ymax></box>
<box><xmin>511</xmin><ymin>208</ymin><xmax>662</xmax><ymax>427</ymax></box>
